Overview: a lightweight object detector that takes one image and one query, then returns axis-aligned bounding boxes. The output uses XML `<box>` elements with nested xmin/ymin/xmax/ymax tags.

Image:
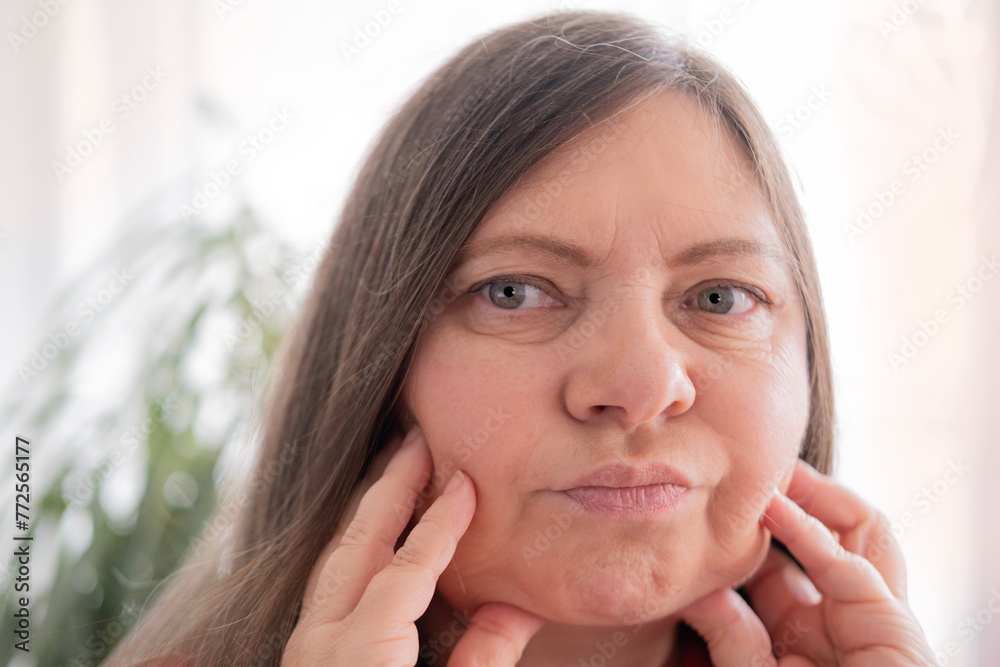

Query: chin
<box><xmin>435</xmin><ymin>518</ymin><xmax>775</xmax><ymax>627</ymax></box>
<box><xmin>437</xmin><ymin>549</ymin><xmax>742</xmax><ymax>628</ymax></box>
<box><xmin>560</xmin><ymin>550</ymin><xmax>697</xmax><ymax>624</ymax></box>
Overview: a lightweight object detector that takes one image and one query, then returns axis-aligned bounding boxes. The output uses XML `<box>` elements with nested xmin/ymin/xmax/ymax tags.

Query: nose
<box><xmin>562</xmin><ymin>295</ymin><xmax>696</xmax><ymax>430</ymax></box>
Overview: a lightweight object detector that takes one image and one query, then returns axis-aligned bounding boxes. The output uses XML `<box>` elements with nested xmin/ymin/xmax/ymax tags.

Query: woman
<box><xmin>110</xmin><ymin>10</ymin><xmax>937</xmax><ymax>666</ymax></box>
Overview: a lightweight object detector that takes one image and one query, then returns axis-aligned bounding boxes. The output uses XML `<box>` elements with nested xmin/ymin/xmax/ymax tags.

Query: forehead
<box><xmin>465</xmin><ymin>90</ymin><xmax>786</xmax><ymax>269</ymax></box>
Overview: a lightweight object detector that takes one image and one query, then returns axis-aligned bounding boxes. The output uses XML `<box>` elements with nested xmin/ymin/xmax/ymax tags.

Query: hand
<box><xmin>678</xmin><ymin>459</ymin><xmax>937</xmax><ymax>666</ymax></box>
<box><xmin>281</xmin><ymin>425</ymin><xmax>544</xmax><ymax>665</ymax></box>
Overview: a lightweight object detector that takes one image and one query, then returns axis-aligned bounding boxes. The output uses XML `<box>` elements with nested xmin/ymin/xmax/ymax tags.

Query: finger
<box><xmin>446</xmin><ymin>602</ymin><xmax>546</xmax><ymax>666</ymax></box>
<box><xmin>777</xmin><ymin>657</ymin><xmax>816</xmax><ymax>666</ymax></box>
<box><xmin>356</xmin><ymin>468</ymin><xmax>476</xmax><ymax>626</ymax></box>
<box><xmin>298</xmin><ymin>430</ymin><xmax>408</xmax><ymax>623</ymax></box>
<box><xmin>783</xmin><ymin>462</ymin><xmax>908</xmax><ymax>600</ymax></box>
<box><xmin>744</xmin><ymin>546</ymin><xmax>836</xmax><ymax>663</ymax></box>
<box><xmin>744</xmin><ymin>545</ymin><xmax>821</xmax><ymax>632</ymax></box>
<box><xmin>785</xmin><ymin>460</ymin><xmax>873</xmax><ymax>534</ymax></box>
<box><xmin>761</xmin><ymin>492</ymin><xmax>895</xmax><ymax>604</ymax></box>
<box><xmin>304</xmin><ymin>426</ymin><xmax>433</xmax><ymax>623</ymax></box>
<box><xmin>678</xmin><ymin>587</ymin><xmax>777</xmax><ymax>667</ymax></box>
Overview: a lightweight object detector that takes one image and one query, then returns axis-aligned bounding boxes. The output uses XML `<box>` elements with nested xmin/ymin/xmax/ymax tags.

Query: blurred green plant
<box><xmin>0</xmin><ymin>206</ymin><xmax>318</xmax><ymax>666</ymax></box>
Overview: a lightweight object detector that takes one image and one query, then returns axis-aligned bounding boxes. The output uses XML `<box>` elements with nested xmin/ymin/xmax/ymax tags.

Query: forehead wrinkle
<box><xmin>642</xmin><ymin>195</ymin><xmax>758</xmax><ymax>224</ymax></box>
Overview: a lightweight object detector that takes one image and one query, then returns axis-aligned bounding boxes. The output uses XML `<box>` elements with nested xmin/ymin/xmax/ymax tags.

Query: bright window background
<box><xmin>1</xmin><ymin>0</ymin><xmax>997</xmax><ymax>665</ymax></box>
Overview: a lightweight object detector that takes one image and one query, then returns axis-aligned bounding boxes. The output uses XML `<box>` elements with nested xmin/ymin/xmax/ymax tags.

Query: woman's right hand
<box><xmin>281</xmin><ymin>425</ymin><xmax>545</xmax><ymax>666</ymax></box>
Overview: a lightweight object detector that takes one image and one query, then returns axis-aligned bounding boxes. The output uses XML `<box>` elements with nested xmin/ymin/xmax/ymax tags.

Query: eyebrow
<box><xmin>450</xmin><ymin>233</ymin><xmax>784</xmax><ymax>272</ymax></box>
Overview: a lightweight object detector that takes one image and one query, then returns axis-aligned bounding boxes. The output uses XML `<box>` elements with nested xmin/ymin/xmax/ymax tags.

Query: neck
<box><xmin>417</xmin><ymin>591</ymin><xmax>682</xmax><ymax>667</ymax></box>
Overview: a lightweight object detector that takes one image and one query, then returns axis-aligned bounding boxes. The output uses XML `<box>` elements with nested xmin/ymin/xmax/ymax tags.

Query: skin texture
<box><xmin>281</xmin><ymin>90</ymin><xmax>937</xmax><ymax>667</ymax></box>
<box><xmin>402</xmin><ymin>90</ymin><xmax>808</xmax><ymax>662</ymax></box>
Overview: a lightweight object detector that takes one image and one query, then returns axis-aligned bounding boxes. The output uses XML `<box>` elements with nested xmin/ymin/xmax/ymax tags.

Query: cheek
<box><xmin>697</xmin><ymin>336</ymin><xmax>809</xmax><ymax>555</ymax></box>
<box><xmin>405</xmin><ymin>329</ymin><xmax>544</xmax><ymax>512</ymax></box>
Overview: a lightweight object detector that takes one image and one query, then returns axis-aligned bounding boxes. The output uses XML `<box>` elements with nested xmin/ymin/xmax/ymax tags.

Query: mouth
<box><xmin>557</xmin><ymin>463</ymin><xmax>692</xmax><ymax>516</ymax></box>
<box><xmin>562</xmin><ymin>483</ymin><xmax>687</xmax><ymax>515</ymax></box>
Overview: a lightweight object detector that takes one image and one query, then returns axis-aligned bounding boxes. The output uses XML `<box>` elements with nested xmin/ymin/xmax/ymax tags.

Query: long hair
<box><xmin>109</xmin><ymin>10</ymin><xmax>834</xmax><ymax>665</ymax></box>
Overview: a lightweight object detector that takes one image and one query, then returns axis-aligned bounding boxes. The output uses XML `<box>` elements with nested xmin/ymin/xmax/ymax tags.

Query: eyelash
<box><xmin>467</xmin><ymin>274</ymin><xmax>771</xmax><ymax>318</ymax></box>
<box><xmin>467</xmin><ymin>274</ymin><xmax>556</xmax><ymax>317</ymax></box>
<box><xmin>687</xmin><ymin>280</ymin><xmax>772</xmax><ymax>308</ymax></box>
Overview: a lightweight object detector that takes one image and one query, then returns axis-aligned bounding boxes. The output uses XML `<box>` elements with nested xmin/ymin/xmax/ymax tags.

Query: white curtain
<box><xmin>2</xmin><ymin>1</ymin><xmax>997</xmax><ymax>664</ymax></box>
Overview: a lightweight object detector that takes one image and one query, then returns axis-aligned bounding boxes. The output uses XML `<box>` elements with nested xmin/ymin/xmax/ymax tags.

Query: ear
<box><xmin>390</xmin><ymin>398</ymin><xmax>419</xmax><ymax>433</ymax></box>
<box><xmin>778</xmin><ymin>457</ymin><xmax>797</xmax><ymax>495</ymax></box>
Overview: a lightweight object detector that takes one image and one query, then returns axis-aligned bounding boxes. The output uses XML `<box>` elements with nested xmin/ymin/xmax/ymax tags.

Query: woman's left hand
<box><xmin>679</xmin><ymin>459</ymin><xmax>938</xmax><ymax>666</ymax></box>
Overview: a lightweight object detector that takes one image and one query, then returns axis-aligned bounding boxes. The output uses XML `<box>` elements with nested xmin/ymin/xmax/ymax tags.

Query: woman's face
<box><xmin>401</xmin><ymin>91</ymin><xmax>810</xmax><ymax>625</ymax></box>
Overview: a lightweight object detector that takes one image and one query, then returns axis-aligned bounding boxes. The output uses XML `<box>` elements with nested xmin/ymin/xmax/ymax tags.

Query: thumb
<box><xmin>447</xmin><ymin>602</ymin><xmax>545</xmax><ymax>666</ymax></box>
<box><xmin>677</xmin><ymin>588</ymin><xmax>777</xmax><ymax>667</ymax></box>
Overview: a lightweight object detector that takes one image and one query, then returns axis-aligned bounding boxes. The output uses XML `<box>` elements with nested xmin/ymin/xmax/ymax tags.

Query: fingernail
<box><xmin>443</xmin><ymin>470</ymin><xmax>465</xmax><ymax>494</ymax></box>
<box><xmin>759</xmin><ymin>488</ymin><xmax>781</xmax><ymax>525</ymax></box>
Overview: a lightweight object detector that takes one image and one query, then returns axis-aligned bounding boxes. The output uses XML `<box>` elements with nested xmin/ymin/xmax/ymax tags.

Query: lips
<box><xmin>560</xmin><ymin>462</ymin><xmax>693</xmax><ymax>491</ymax></box>
<box><xmin>558</xmin><ymin>463</ymin><xmax>692</xmax><ymax>515</ymax></box>
<box><xmin>563</xmin><ymin>483</ymin><xmax>686</xmax><ymax>513</ymax></box>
